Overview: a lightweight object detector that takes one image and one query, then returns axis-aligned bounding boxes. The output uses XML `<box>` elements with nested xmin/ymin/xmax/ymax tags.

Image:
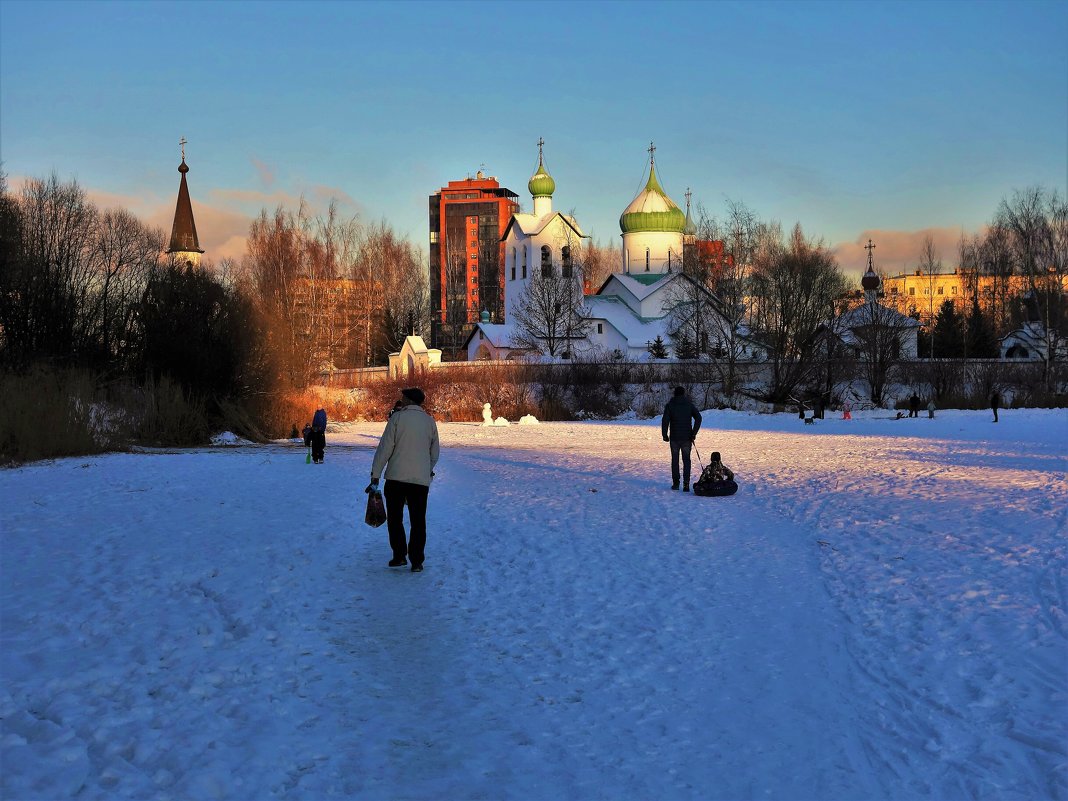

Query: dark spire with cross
<box><xmin>861</xmin><ymin>238</ymin><xmax>880</xmax><ymax>293</ymax></box>
<box><xmin>168</xmin><ymin>137</ymin><xmax>203</xmax><ymax>257</ymax></box>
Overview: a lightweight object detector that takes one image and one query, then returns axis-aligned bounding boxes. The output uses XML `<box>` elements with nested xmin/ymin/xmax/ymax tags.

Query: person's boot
<box><xmin>683</xmin><ymin>483</ymin><xmax>690</xmax><ymax>493</ymax></box>
<box><xmin>671</xmin><ymin>483</ymin><xmax>680</xmax><ymax>491</ymax></box>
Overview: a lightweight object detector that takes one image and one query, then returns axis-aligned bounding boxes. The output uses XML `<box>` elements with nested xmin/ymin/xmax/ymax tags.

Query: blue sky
<box><xmin>2</xmin><ymin>0</ymin><xmax>1065</xmax><ymax>276</ymax></box>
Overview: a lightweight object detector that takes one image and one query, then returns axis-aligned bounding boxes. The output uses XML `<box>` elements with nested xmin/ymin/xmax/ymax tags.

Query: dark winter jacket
<box><xmin>706</xmin><ymin>459</ymin><xmax>734</xmax><ymax>482</ymax></box>
<box><xmin>312</xmin><ymin>409</ymin><xmax>327</xmax><ymax>432</ymax></box>
<box><xmin>661</xmin><ymin>396</ymin><xmax>702</xmax><ymax>442</ymax></box>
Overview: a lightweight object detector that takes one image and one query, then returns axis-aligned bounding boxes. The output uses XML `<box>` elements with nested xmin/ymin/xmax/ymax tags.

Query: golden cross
<box><xmin>179</xmin><ymin>137</ymin><xmax>187</xmax><ymax>161</ymax></box>
<box><xmin>648</xmin><ymin>141</ymin><xmax>656</xmax><ymax>164</ymax></box>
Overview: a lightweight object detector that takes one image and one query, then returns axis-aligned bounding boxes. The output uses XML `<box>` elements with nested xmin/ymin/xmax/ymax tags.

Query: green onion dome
<box><xmin>528</xmin><ymin>161</ymin><xmax>555</xmax><ymax>198</ymax></box>
<box><xmin>619</xmin><ymin>164</ymin><xmax>686</xmax><ymax>234</ymax></box>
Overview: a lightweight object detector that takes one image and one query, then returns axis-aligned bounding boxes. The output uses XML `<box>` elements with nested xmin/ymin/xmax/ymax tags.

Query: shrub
<box><xmin>0</xmin><ymin>366</ymin><xmax>127</xmax><ymax>464</ymax></box>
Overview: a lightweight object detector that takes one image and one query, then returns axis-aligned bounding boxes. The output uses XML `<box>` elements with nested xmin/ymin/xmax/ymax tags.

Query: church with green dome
<box><xmin>465</xmin><ymin>140</ymin><xmax>766</xmax><ymax>364</ymax></box>
<box><xmin>619</xmin><ymin>143</ymin><xmax>688</xmax><ymax>274</ymax></box>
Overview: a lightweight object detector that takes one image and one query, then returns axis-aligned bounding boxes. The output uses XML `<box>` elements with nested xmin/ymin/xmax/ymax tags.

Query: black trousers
<box><xmin>670</xmin><ymin>440</ymin><xmax>692</xmax><ymax>486</ymax></box>
<box><xmin>311</xmin><ymin>431</ymin><xmax>326</xmax><ymax>461</ymax></box>
<box><xmin>384</xmin><ymin>480</ymin><xmax>430</xmax><ymax>566</ymax></box>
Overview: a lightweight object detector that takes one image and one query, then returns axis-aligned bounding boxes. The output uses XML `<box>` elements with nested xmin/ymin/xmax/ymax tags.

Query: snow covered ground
<box><xmin>1</xmin><ymin>408</ymin><xmax>1065</xmax><ymax>801</ymax></box>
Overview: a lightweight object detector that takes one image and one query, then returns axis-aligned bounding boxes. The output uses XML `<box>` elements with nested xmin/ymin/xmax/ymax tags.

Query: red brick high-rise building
<box><xmin>429</xmin><ymin>172</ymin><xmax>519</xmax><ymax>351</ymax></box>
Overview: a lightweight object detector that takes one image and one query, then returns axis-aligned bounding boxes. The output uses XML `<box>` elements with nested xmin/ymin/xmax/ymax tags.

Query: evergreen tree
<box><xmin>647</xmin><ymin>335</ymin><xmax>669</xmax><ymax>359</ymax></box>
<box><xmin>931</xmin><ymin>300</ymin><xmax>964</xmax><ymax>357</ymax></box>
<box><xmin>966</xmin><ymin>298</ymin><xmax>999</xmax><ymax>358</ymax></box>
<box><xmin>674</xmin><ymin>333</ymin><xmax>698</xmax><ymax>360</ymax></box>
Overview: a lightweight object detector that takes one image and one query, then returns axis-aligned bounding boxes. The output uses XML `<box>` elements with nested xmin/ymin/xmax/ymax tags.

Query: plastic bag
<box><xmin>364</xmin><ymin>490</ymin><xmax>386</xmax><ymax>527</ymax></box>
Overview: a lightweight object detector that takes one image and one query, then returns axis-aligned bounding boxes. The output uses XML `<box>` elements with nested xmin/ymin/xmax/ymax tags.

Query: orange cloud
<box><xmin>833</xmin><ymin>227</ymin><xmax>982</xmax><ymax>279</ymax></box>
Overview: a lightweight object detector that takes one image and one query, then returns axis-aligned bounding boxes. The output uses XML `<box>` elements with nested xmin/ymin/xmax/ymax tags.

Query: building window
<box><xmin>562</xmin><ymin>246</ymin><xmax>572</xmax><ymax>278</ymax></box>
<box><xmin>597</xmin><ymin>323</ymin><xmax>603</xmax><ymax>334</ymax></box>
<box><xmin>541</xmin><ymin>245</ymin><xmax>552</xmax><ymax>277</ymax></box>
<box><xmin>890</xmin><ymin>286</ymin><xmax>898</xmax><ymax>295</ymax></box>
<box><xmin>909</xmin><ymin>287</ymin><xmax>916</xmax><ymax>296</ymax></box>
<box><xmin>924</xmin><ymin>288</ymin><xmax>930</xmax><ymax>295</ymax></box>
<box><xmin>645</xmin><ymin>248</ymin><xmax>650</xmax><ymax>271</ymax></box>
<box><xmin>951</xmin><ymin>286</ymin><xmax>957</xmax><ymax>295</ymax></box>
<box><xmin>938</xmin><ymin>286</ymin><xmax>944</xmax><ymax>295</ymax></box>
<box><xmin>471</xmin><ymin>276</ymin><xmax>478</xmax><ymax>285</ymax></box>
<box><xmin>522</xmin><ymin>247</ymin><xmax>527</xmax><ymax>279</ymax></box>
<box><xmin>511</xmin><ymin>248</ymin><xmax>516</xmax><ymax>281</ymax></box>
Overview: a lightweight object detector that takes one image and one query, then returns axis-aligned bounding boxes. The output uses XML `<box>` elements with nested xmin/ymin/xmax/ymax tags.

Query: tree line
<box><xmin>0</xmin><ymin>170</ymin><xmax>430</xmax><ymax>441</ymax></box>
<box><xmin>1</xmin><ymin>167</ymin><xmax>1063</xmax><ymax>448</ymax></box>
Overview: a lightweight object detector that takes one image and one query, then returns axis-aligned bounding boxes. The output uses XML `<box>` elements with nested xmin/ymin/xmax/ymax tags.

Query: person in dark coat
<box><xmin>908</xmin><ymin>394</ymin><xmax>921</xmax><ymax>418</ymax></box>
<box><xmin>991</xmin><ymin>391</ymin><xmax>1001</xmax><ymax>423</ymax></box>
<box><xmin>661</xmin><ymin>386</ymin><xmax>702</xmax><ymax>492</ymax></box>
<box><xmin>311</xmin><ymin>407</ymin><xmax>327</xmax><ymax>463</ymax></box>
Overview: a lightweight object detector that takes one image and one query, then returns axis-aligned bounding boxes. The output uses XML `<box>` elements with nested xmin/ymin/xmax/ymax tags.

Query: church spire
<box><xmin>167</xmin><ymin>137</ymin><xmax>204</xmax><ymax>267</ymax></box>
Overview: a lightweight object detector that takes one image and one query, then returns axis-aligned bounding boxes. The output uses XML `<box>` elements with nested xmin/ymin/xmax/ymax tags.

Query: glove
<box><xmin>365</xmin><ymin>479</ymin><xmax>379</xmax><ymax>494</ymax></box>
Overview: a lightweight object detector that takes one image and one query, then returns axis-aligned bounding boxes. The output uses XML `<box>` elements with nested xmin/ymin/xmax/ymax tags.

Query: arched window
<box><xmin>561</xmin><ymin>246</ymin><xmax>572</xmax><ymax>278</ymax></box>
<box><xmin>522</xmin><ymin>246</ymin><xmax>527</xmax><ymax>279</ymax></box>
<box><xmin>511</xmin><ymin>247</ymin><xmax>516</xmax><ymax>280</ymax></box>
<box><xmin>645</xmin><ymin>248</ymin><xmax>650</xmax><ymax>271</ymax></box>
<box><xmin>541</xmin><ymin>245</ymin><xmax>553</xmax><ymax>277</ymax></box>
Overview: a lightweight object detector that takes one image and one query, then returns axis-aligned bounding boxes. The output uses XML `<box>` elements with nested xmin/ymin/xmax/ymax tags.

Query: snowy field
<box><xmin>1</xmin><ymin>408</ymin><xmax>1066</xmax><ymax>801</ymax></box>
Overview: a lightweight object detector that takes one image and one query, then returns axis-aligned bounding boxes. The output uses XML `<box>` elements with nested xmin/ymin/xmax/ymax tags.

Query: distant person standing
<box><xmin>927</xmin><ymin>400</ymin><xmax>936</xmax><ymax>419</ymax></box>
<box><xmin>662</xmin><ymin>386</ymin><xmax>702</xmax><ymax>492</ymax></box>
<box><xmin>367</xmin><ymin>387</ymin><xmax>440</xmax><ymax>572</ymax></box>
<box><xmin>908</xmin><ymin>393</ymin><xmax>921</xmax><ymax>418</ymax></box>
<box><xmin>311</xmin><ymin>407</ymin><xmax>327</xmax><ymax>463</ymax></box>
<box><xmin>991</xmin><ymin>391</ymin><xmax>1001</xmax><ymax>423</ymax></box>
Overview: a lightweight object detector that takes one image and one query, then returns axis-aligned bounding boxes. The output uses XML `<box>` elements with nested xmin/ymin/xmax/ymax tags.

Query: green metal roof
<box><xmin>619</xmin><ymin>164</ymin><xmax>686</xmax><ymax>234</ymax></box>
<box><xmin>627</xmin><ymin>273</ymin><xmax>665</xmax><ymax>286</ymax></box>
<box><xmin>528</xmin><ymin>163</ymin><xmax>555</xmax><ymax>198</ymax></box>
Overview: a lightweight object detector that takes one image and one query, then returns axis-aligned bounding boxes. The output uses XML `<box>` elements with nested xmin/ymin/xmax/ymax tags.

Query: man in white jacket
<box><xmin>367</xmin><ymin>387</ymin><xmax>440</xmax><ymax>572</ymax></box>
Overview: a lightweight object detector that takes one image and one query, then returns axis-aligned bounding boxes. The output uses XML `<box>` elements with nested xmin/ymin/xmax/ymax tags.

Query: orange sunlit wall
<box><xmin>428</xmin><ymin>175</ymin><xmax>519</xmax><ymax>342</ymax></box>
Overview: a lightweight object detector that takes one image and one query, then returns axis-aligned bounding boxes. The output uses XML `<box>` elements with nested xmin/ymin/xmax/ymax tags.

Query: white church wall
<box><xmin>621</xmin><ymin>230</ymin><xmax>683</xmax><ymax>275</ymax></box>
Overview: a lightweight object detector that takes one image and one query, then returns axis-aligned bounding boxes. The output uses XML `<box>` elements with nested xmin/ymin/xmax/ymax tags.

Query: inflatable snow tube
<box><xmin>693</xmin><ymin>479</ymin><xmax>738</xmax><ymax>497</ymax></box>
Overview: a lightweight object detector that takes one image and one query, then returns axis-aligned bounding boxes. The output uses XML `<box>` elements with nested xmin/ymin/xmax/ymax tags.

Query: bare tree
<box><xmin>749</xmin><ymin>223</ymin><xmax>849</xmax><ymax>403</ymax></box>
<box><xmin>691</xmin><ymin>199</ymin><xmax>772</xmax><ymax>399</ymax></box>
<box><xmin>88</xmin><ymin>208</ymin><xmax>164</xmax><ymax>367</ymax></box>
<box><xmin>510</xmin><ymin>243</ymin><xmax>590</xmax><ymax>358</ymax></box>
<box><xmin>996</xmin><ymin>186</ymin><xmax>1067</xmax><ymax>384</ymax></box>
<box><xmin>917</xmin><ymin>234</ymin><xmax>942</xmax><ymax>358</ymax></box>
<box><xmin>851</xmin><ymin>300</ymin><xmax>916</xmax><ymax>406</ymax></box>
<box><xmin>359</xmin><ymin>220</ymin><xmax>430</xmax><ymax>357</ymax></box>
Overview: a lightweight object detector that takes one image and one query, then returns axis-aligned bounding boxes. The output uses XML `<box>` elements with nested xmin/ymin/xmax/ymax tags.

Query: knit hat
<box><xmin>401</xmin><ymin>387</ymin><xmax>425</xmax><ymax>406</ymax></box>
<box><xmin>711</xmin><ymin>451</ymin><xmax>721</xmax><ymax>461</ymax></box>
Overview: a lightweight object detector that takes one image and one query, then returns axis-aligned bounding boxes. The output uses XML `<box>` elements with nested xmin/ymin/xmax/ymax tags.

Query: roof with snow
<box><xmin>501</xmin><ymin>212</ymin><xmax>585</xmax><ymax>242</ymax></box>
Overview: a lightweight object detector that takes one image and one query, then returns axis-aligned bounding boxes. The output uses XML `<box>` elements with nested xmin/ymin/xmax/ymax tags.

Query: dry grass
<box><xmin>0</xmin><ymin>367</ymin><xmax>128</xmax><ymax>464</ymax></box>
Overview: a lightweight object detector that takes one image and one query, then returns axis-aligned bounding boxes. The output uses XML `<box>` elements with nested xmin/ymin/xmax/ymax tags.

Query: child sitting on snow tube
<box><xmin>693</xmin><ymin>451</ymin><xmax>738</xmax><ymax>497</ymax></box>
